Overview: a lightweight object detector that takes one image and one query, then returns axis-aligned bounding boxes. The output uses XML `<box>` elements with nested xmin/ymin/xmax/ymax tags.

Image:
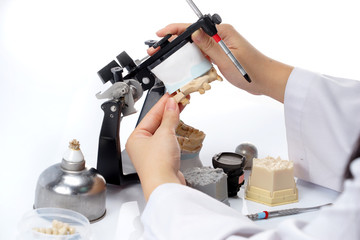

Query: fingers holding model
<box><xmin>155</xmin><ymin>23</ymin><xmax>294</xmax><ymax>103</ymax></box>
<box><xmin>126</xmin><ymin>94</ymin><xmax>186</xmax><ymax>201</ymax></box>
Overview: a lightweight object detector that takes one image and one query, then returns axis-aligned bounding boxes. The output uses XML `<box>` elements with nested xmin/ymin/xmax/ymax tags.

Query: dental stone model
<box><xmin>183</xmin><ymin>166</ymin><xmax>229</xmax><ymax>205</ymax></box>
<box><xmin>177</xmin><ymin>123</ymin><xmax>229</xmax><ymax>204</ymax></box>
<box><xmin>176</xmin><ymin>121</ymin><xmax>205</xmax><ymax>171</ymax></box>
<box><xmin>176</xmin><ymin>120</ymin><xmax>205</xmax><ymax>152</ymax></box>
<box><xmin>245</xmin><ymin>156</ymin><xmax>298</xmax><ymax>206</ymax></box>
<box><xmin>173</xmin><ymin>67</ymin><xmax>223</xmax><ymax>106</ymax></box>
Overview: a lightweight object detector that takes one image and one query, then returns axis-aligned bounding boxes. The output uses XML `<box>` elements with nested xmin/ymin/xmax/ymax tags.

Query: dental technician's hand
<box><xmin>126</xmin><ymin>94</ymin><xmax>186</xmax><ymax>201</ymax></box>
<box><xmin>151</xmin><ymin>23</ymin><xmax>293</xmax><ymax>103</ymax></box>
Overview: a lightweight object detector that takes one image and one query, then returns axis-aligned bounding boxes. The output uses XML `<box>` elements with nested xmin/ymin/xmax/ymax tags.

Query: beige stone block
<box><xmin>245</xmin><ymin>156</ymin><xmax>298</xmax><ymax>206</ymax></box>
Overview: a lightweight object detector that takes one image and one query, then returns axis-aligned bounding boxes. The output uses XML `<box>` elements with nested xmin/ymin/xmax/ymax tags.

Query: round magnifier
<box><xmin>212</xmin><ymin>152</ymin><xmax>245</xmax><ymax>197</ymax></box>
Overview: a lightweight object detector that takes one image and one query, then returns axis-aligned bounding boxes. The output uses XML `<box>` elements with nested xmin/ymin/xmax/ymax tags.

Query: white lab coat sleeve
<box><xmin>141</xmin><ymin>183</ymin><xmax>265</xmax><ymax>240</ymax></box>
<box><xmin>303</xmin><ymin>158</ymin><xmax>360</xmax><ymax>239</ymax></box>
<box><xmin>284</xmin><ymin>68</ymin><xmax>360</xmax><ymax>191</ymax></box>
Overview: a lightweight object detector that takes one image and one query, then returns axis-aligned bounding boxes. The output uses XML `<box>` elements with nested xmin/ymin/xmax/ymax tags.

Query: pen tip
<box><xmin>244</xmin><ymin>74</ymin><xmax>251</xmax><ymax>83</ymax></box>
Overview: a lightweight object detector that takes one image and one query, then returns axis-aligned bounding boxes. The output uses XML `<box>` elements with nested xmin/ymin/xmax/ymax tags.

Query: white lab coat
<box><xmin>141</xmin><ymin>68</ymin><xmax>360</xmax><ymax>240</ymax></box>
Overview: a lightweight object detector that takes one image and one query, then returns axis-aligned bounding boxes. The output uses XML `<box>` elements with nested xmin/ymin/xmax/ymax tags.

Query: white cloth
<box><xmin>141</xmin><ymin>68</ymin><xmax>360</xmax><ymax>239</ymax></box>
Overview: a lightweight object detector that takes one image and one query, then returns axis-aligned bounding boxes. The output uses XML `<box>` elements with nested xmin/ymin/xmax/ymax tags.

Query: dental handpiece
<box><xmin>246</xmin><ymin>203</ymin><xmax>332</xmax><ymax>220</ymax></box>
<box><xmin>186</xmin><ymin>0</ymin><xmax>251</xmax><ymax>83</ymax></box>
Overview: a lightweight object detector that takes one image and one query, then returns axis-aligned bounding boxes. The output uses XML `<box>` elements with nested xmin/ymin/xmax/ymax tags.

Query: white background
<box><xmin>1</xmin><ymin>0</ymin><xmax>359</xmax><ymax>239</ymax></box>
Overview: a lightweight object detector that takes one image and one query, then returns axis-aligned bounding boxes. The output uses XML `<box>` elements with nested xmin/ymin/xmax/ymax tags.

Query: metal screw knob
<box><xmin>212</xmin><ymin>14</ymin><xmax>222</xmax><ymax>24</ymax></box>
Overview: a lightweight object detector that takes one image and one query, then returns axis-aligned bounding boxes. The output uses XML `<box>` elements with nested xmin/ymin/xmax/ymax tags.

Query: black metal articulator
<box><xmin>96</xmin><ymin>0</ymin><xmax>251</xmax><ymax>186</ymax></box>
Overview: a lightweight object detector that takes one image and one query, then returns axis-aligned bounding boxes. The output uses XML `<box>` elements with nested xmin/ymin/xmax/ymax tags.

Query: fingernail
<box><xmin>166</xmin><ymin>97</ymin><xmax>177</xmax><ymax>111</ymax></box>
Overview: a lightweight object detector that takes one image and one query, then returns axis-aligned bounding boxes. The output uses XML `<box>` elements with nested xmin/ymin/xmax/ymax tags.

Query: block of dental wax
<box><xmin>245</xmin><ymin>156</ymin><xmax>298</xmax><ymax>206</ymax></box>
<box><xmin>184</xmin><ymin>167</ymin><xmax>229</xmax><ymax>205</ymax></box>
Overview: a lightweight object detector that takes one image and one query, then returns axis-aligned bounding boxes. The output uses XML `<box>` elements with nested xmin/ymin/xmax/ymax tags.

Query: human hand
<box><xmin>126</xmin><ymin>94</ymin><xmax>186</xmax><ymax>201</ymax></box>
<box><xmin>151</xmin><ymin>23</ymin><xmax>293</xmax><ymax>103</ymax></box>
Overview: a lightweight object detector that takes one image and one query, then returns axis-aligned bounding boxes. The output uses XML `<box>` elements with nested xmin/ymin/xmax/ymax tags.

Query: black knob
<box><xmin>145</xmin><ymin>40</ymin><xmax>157</xmax><ymax>48</ymax></box>
<box><xmin>116</xmin><ymin>51</ymin><xmax>136</xmax><ymax>72</ymax></box>
<box><xmin>98</xmin><ymin>60</ymin><xmax>121</xmax><ymax>84</ymax></box>
<box><xmin>212</xmin><ymin>13</ymin><xmax>222</xmax><ymax>24</ymax></box>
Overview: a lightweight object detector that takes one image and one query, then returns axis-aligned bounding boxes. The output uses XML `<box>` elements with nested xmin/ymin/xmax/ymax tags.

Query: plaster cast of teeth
<box><xmin>173</xmin><ymin>67</ymin><xmax>223</xmax><ymax>106</ymax></box>
<box><xmin>245</xmin><ymin>156</ymin><xmax>299</xmax><ymax>206</ymax></box>
<box><xmin>176</xmin><ymin>120</ymin><xmax>206</xmax><ymax>152</ymax></box>
<box><xmin>176</xmin><ymin>121</ymin><xmax>206</xmax><ymax>172</ymax></box>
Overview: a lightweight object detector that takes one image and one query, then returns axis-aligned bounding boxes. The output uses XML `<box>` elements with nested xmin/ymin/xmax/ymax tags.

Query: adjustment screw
<box><xmin>110</xmin><ymin>106</ymin><xmax>117</xmax><ymax>112</ymax></box>
<box><xmin>145</xmin><ymin>40</ymin><xmax>157</xmax><ymax>47</ymax></box>
<box><xmin>142</xmin><ymin>77</ymin><xmax>150</xmax><ymax>85</ymax></box>
<box><xmin>212</xmin><ymin>13</ymin><xmax>222</xmax><ymax>24</ymax></box>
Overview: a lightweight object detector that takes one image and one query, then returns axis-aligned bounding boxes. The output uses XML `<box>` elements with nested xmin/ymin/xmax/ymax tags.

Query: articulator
<box><xmin>95</xmin><ymin>0</ymin><xmax>250</xmax><ymax>186</ymax></box>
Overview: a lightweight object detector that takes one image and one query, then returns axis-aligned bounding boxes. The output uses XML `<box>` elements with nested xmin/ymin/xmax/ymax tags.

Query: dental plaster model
<box><xmin>176</xmin><ymin>120</ymin><xmax>206</xmax><ymax>152</ymax></box>
<box><xmin>177</xmin><ymin>122</ymin><xmax>229</xmax><ymax>203</ymax></box>
<box><xmin>173</xmin><ymin>67</ymin><xmax>223</xmax><ymax>106</ymax></box>
<box><xmin>183</xmin><ymin>166</ymin><xmax>229</xmax><ymax>205</ymax></box>
<box><xmin>176</xmin><ymin>121</ymin><xmax>206</xmax><ymax>172</ymax></box>
<box><xmin>245</xmin><ymin>156</ymin><xmax>298</xmax><ymax>206</ymax></box>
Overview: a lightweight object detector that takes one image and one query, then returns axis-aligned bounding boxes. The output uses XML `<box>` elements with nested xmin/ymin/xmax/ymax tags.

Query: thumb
<box><xmin>159</xmin><ymin>97</ymin><xmax>180</xmax><ymax>132</ymax></box>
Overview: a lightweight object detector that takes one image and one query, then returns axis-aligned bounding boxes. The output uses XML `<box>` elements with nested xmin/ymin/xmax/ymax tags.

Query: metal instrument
<box><xmin>186</xmin><ymin>0</ymin><xmax>251</xmax><ymax>82</ymax></box>
<box><xmin>246</xmin><ymin>203</ymin><xmax>332</xmax><ymax>220</ymax></box>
